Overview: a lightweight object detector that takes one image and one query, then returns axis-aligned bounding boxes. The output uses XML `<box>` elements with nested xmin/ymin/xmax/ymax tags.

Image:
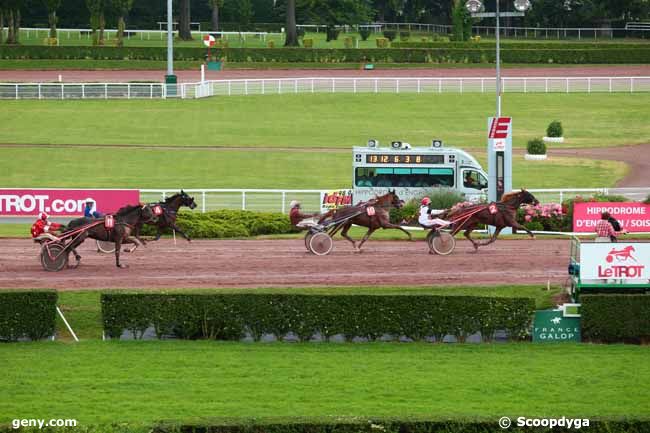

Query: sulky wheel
<box><xmin>309</xmin><ymin>232</ymin><xmax>334</xmax><ymax>256</ymax></box>
<box><xmin>304</xmin><ymin>232</ymin><xmax>313</xmax><ymax>252</ymax></box>
<box><xmin>40</xmin><ymin>243</ymin><xmax>69</xmax><ymax>272</ymax></box>
<box><xmin>96</xmin><ymin>240</ymin><xmax>116</xmax><ymax>254</ymax></box>
<box><xmin>428</xmin><ymin>231</ymin><xmax>456</xmax><ymax>256</ymax></box>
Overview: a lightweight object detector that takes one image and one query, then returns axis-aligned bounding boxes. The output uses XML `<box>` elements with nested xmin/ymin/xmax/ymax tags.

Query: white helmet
<box><xmin>289</xmin><ymin>200</ymin><xmax>300</xmax><ymax>209</ymax></box>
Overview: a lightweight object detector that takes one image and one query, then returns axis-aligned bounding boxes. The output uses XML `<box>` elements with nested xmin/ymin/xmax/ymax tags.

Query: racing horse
<box><xmin>443</xmin><ymin>189</ymin><xmax>539</xmax><ymax>251</ymax></box>
<box><xmin>136</xmin><ymin>190</ymin><xmax>197</xmax><ymax>242</ymax></box>
<box><xmin>65</xmin><ymin>204</ymin><xmax>155</xmax><ymax>268</ymax></box>
<box><xmin>324</xmin><ymin>190</ymin><xmax>411</xmax><ymax>252</ymax></box>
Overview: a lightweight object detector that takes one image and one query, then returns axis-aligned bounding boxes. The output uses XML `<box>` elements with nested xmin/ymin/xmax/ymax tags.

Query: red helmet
<box><xmin>40</xmin><ymin>212</ymin><xmax>48</xmax><ymax>220</ymax></box>
<box><xmin>421</xmin><ymin>197</ymin><xmax>431</xmax><ymax>206</ymax></box>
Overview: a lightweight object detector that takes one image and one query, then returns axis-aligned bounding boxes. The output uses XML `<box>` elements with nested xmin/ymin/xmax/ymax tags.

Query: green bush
<box><xmin>383</xmin><ymin>30</ymin><xmax>397</xmax><ymax>41</ymax></box>
<box><xmin>150</xmin><ymin>420</ymin><xmax>649</xmax><ymax>433</ymax></box>
<box><xmin>645</xmin><ymin>194</ymin><xmax>650</xmax><ymax>204</ymax></box>
<box><xmin>359</xmin><ymin>28</ymin><xmax>371</xmax><ymax>41</ymax></box>
<box><xmin>326</xmin><ymin>26</ymin><xmax>340</xmax><ymax>42</ymax></box>
<box><xmin>390</xmin><ymin>201</ymin><xmax>418</xmax><ymax>225</ymax></box>
<box><xmin>547</xmin><ymin>120</ymin><xmax>564</xmax><ymax>137</ymax></box>
<box><xmin>343</xmin><ymin>36</ymin><xmax>354</xmax><ymax>49</ymax></box>
<box><xmin>375</xmin><ymin>38</ymin><xmax>388</xmax><ymax>48</ymax></box>
<box><xmin>302</xmin><ymin>38</ymin><xmax>313</xmax><ymax>48</ymax></box>
<box><xmin>391</xmin><ymin>41</ymin><xmax>650</xmax><ymax>49</ymax></box>
<box><xmin>141</xmin><ymin>210</ymin><xmax>295</xmax><ymax>239</ymax></box>
<box><xmin>526</xmin><ymin>138</ymin><xmax>547</xmax><ymax>155</ymax></box>
<box><xmin>582</xmin><ymin>295</ymin><xmax>650</xmax><ymax>343</ymax></box>
<box><xmin>399</xmin><ymin>31</ymin><xmax>410</xmax><ymax>41</ymax></box>
<box><xmin>523</xmin><ymin>221</ymin><xmax>544</xmax><ymax>231</ymax></box>
<box><xmin>0</xmin><ymin>291</ymin><xmax>57</xmax><ymax>341</ymax></box>
<box><xmin>2</xmin><ymin>46</ymin><xmax>649</xmax><ymax>64</ymax></box>
<box><xmin>101</xmin><ymin>293</ymin><xmax>535</xmax><ymax>342</ymax></box>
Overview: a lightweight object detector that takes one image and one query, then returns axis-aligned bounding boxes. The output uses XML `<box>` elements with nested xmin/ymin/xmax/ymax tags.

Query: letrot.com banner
<box><xmin>0</xmin><ymin>189</ymin><xmax>140</xmax><ymax>217</ymax></box>
<box><xmin>580</xmin><ymin>243</ymin><xmax>650</xmax><ymax>280</ymax></box>
<box><xmin>573</xmin><ymin>202</ymin><xmax>650</xmax><ymax>232</ymax></box>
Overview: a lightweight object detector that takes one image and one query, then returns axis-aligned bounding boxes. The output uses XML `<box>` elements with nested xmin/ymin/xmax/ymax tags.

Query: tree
<box><xmin>4</xmin><ymin>0</ymin><xmax>21</xmax><ymax>44</ymax></box>
<box><xmin>284</xmin><ymin>0</ymin><xmax>298</xmax><ymax>46</ymax></box>
<box><xmin>236</xmin><ymin>0</ymin><xmax>252</xmax><ymax>27</ymax></box>
<box><xmin>179</xmin><ymin>0</ymin><xmax>192</xmax><ymax>40</ymax></box>
<box><xmin>43</xmin><ymin>0</ymin><xmax>61</xmax><ymax>38</ymax></box>
<box><xmin>114</xmin><ymin>0</ymin><xmax>133</xmax><ymax>47</ymax></box>
<box><xmin>85</xmin><ymin>0</ymin><xmax>103</xmax><ymax>45</ymax></box>
<box><xmin>304</xmin><ymin>0</ymin><xmax>373</xmax><ymax>26</ymax></box>
<box><xmin>208</xmin><ymin>0</ymin><xmax>223</xmax><ymax>32</ymax></box>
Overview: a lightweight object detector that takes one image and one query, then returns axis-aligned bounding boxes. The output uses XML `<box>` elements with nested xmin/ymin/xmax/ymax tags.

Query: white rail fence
<box><xmin>3</xmin><ymin>77</ymin><xmax>649</xmax><ymax>100</ymax></box>
<box><xmin>185</xmin><ymin>77</ymin><xmax>650</xmax><ymax>98</ymax></box>
<box><xmin>140</xmin><ymin>187</ymin><xmax>650</xmax><ymax>214</ymax></box>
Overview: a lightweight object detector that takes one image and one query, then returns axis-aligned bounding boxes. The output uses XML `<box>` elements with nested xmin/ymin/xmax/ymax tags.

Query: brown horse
<box><xmin>322</xmin><ymin>190</ymin><xmax>412</xmax><ymax>252</ymax></box>
<box><xmin>444</xmin><ymin>189</ymin><xmax>539</xmax><ymax>251</ymax></box>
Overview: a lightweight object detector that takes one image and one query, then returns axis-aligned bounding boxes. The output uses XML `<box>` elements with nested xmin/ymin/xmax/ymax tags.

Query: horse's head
<box><xmin>383</xmin><ymin>189</ymin><xmax>403</xmax><ymax>209</ymax></box>
<box><xmin>140</xmin><ymin>203</ymin><xmax>155</xmax><ymax>222</ymax></box>
<box><xmin>519</xmin><ymin>189</ymin><xmax>539</xmax><ymax>206</ymax></box>
<box><xmin>180</xmin><ymin>190</ymin><xmax>197</xmax><ymax>210</ymax></box>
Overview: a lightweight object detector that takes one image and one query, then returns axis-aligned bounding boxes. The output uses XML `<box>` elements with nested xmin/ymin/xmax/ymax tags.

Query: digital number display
<box><xmin>365</xmin><ymin>154</ymin><xmax>444</xmax><ymax>164</ymax></box>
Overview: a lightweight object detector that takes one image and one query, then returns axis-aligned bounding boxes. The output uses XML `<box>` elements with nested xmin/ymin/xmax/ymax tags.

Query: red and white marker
<box><xmin>203</xmin><ymin>34</ymin><xmax>216</xmax><ymax>47</ymax></box>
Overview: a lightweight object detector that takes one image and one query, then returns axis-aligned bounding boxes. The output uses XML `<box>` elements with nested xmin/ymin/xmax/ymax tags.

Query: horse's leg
<box><xmin>133</xmin><ymin>223</ymin><xmax>147</xmax><ymax>246</ymax></box>
<box><xmin>380</xmin><ymin>222</ymin><xmax>413</xmax><ymax>241</ymax></box>
<box><xmin>122</xmin><ymin>236</ymin><xmax>144</xmax><ymax>253</ymax></box>
<box><xmin>508</xmin><ymin>219</ymin><xmax>536</xmax><ymax>239</ymax></box>
<box><xmin>68</xmin><ymin>232</ymin><xmax>88</xmax><ymax>267</ymax></box>
<box><xmin>339</xmin><ymin>221</ymin><xmax>356</xmax><ymax>250</ymax></box>
<box><xmin>463</xmin><ymin>227</ymin><xmax>481</xmax><ymax>251</ymax></box>
<box><xmin>115</xmin><ymin>233</ymin><xmax>127</xmax><ymax>268</ymax></box>
<box><xmin>479</xmin><ymin>226</ymin><xmax>504</xmax><ymax>246</ymax></box>
<box><xmin>357</xmin><ymin>227</ymin><xmax>378</xmax><ymax>252</ymax></box>
<box><xmin>170</xmin><ymin>222</ymin><xmax>191</xmax><ymax>242</ymax></box>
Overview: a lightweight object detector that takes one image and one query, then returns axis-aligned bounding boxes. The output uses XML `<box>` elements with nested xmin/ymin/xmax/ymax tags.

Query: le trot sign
<box><xmin>579</xmin><ymin>242</ymin><xmax>650</xmax><ymax>280</ymax></box>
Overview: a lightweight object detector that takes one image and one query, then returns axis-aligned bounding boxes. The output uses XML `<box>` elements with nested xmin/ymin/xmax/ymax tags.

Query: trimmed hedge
<box><xmin>0</xmin><ymin>291</ymin><xmax>57</xmax><ymax>341</ymax></box>
<box><xmin>101</xmin><ymin>293</ymin><xmax>535</xmax><ymax>342</ymax></box>
<box><xmin>391</xmin><ymin>41</ymin><xmax>650</xmax><ymax>50</ymax></box>
<box><xmin>157</xmin><ymin>420</ymin><xmax>650</xmax><ymax>433</ymax></box>
<box><xmin>582</xmin><ymin>294</ymin><xmax>650</xmax><ymax>343</ymax></box>
<box><xmin>140</xmin><ymin>210</ymin><xmax>296</xmax><ymax>239</ymax></box>
<box><xmin>2</xmin><ymin>45</ymin><xmax>650</xmax><ymax>64</ymax></box>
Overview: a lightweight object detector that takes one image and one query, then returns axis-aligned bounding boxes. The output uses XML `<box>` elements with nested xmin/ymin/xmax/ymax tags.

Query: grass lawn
<box><xmin>0</xmin><ymin>146</ymin><xmax>626</xmax><ymax>189</ymax></box>
<box><xmin>1</xmin><ymin>94</ymin><xmax>648</xmax><ymax>150</ymax></box>
<box><xmin>54</xmin><ymin>286</ymin><xmax>562</xmax><ymax>341</ymax></box>
<box><xmin>1</xmin><ymin>341</ymin><xmax>649</xmax><ymax>427</ymax></box>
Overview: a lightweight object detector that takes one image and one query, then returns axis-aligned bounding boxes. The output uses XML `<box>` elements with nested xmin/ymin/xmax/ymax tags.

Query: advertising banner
<box><xmin>573</xmin><ymin>202</ymin><xmax>650</xmax><ymax>233</ymax></box>
<box><xmin>0</xmin><ymin>189</ymin><xmax>140</xmax><ymax>217</ymax></box>
<box><xmin>320</xmin><ymin>190</ymin><xmax>353</xmax><ymax>213</ymax></box>
<box><xmin>579</xmin><ymin>242</ymin><xmax>650</xmax><ymax>280</ymax></box>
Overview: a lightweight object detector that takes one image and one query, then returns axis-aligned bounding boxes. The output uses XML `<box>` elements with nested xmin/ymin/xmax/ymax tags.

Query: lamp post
<box><xmin>165</xmin><ymin>0</ymin><xmax>177</xmax><ymax>95</ymax></box>
<box><xmin>465</xmin><ymin>0</ymin><xmax>531</xmax><ymax>204</ymax></box>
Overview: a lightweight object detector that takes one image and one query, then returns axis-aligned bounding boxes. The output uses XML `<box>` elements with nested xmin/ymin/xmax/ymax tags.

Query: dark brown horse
<box><xmin>135</xmin><ymin>190</ymin><xmax>197</xmax><ymax>242</ymax></box>
<box><xmin>322</xmin><ymin>190</ymin><xmax>411</xmax><ymax>252</ymax></box>
<box><xmin>444</xmin><ymin>189</ymin><xmax>539</xmax><ymax>251</ymax></box>
<box><xmin>65</xmin><ymin>204</ymin><xmax>155</xmax><ymax>268</ymax></box>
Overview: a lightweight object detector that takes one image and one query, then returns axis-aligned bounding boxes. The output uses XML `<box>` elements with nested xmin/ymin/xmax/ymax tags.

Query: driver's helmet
<box><xmin>421</xmin><ymin>197</ymin><xmax>431</xmax><ymax>206</ymax></box>
<box><xmin>40</xmin><ymin>212</ymin><xmax>48</xmax><ymax>220</ymax></box>
<box><xmin>289</xmin><ymin>200</ymin><xmax>300</xmax><ymax>209</ymax></box>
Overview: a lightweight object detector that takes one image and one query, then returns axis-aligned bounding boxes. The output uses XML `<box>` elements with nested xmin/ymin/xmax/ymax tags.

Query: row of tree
<box><xmin>0</xmin><ymin>0</ymin><xmax>648</xmax><ymax>46</ymax></box>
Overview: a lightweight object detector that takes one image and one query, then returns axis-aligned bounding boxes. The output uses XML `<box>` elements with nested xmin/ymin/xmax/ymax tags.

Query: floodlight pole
<box><xmin>495</xmin><ymin>0</ymin><xmax>501</xmax><ymax>117</ymax></box>
<box><xmin>167</xmin><ymin>0</ymin><xmax>173</xmax><ymax>75</ymax></box>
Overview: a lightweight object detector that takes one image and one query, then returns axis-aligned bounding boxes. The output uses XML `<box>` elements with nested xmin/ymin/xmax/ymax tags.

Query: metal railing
<box><xmin>0</xmin><ymin>82</ymin><xmax>165</xmax><ymax>100</ymax></box>
<box><xmin>182</xmin><ymin>76</ymin><xmax>650</xmax><ymax>98</ymax></box>
<box><xmin>140</xmin><ymin>187</ymin><xmax>650</xmax><ymax>214</ymax></box>
<box><xmin>4</xmin><ymin>77</ymin><xmax>649</xmax><ymax>100</ymax></box>
<box><xmin>472</xmin><ymin>25</ymin><xmax>650</xmax><ymax>39</ymax></box>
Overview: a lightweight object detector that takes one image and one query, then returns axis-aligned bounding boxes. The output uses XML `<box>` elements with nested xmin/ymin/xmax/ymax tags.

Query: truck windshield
<box><xmin>355</xmin><ymin>167</ymin><xmax>454</xmax><ymax>188</ymax></box>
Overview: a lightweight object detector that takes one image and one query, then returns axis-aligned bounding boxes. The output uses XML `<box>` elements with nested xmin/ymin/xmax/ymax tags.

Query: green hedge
<box><xmin>0</xmin><ymin>291</ymin><xmax>57</xmax><ymax>341</ymax></box>
<box><xmin>391</xmin><ymin>41</ymin><xmax>650</xmax><ymax>50</ymax></box>
<box><xmin>2</xmin><ymin>45</ymin><xmax>650</xmax><ymax>64</ymax></box>
<box><xmin>156</xmin><ymin>420</ymin><xmax>650</xmax><ymax>433</ymax></box>
<box><xmin>582</xmin><ymin>294</ymin><xmax>650</xmax><ymax>343</ymax></box>
<box><xmin>101</xmin><ymin>293</ymin><xmax>535</xmax><ymax>342</ymax></box>
<box><xmin>140</xmin><ymin>210</ymin><xmax>296</xmax><ymax>239</ymax></box>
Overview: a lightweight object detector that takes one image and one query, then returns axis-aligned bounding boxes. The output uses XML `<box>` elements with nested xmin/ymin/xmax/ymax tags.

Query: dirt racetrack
<box><xmin>0</xmin><ymin>238</ymin><xmax>570</xmax><ymax>290</ymax></box>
